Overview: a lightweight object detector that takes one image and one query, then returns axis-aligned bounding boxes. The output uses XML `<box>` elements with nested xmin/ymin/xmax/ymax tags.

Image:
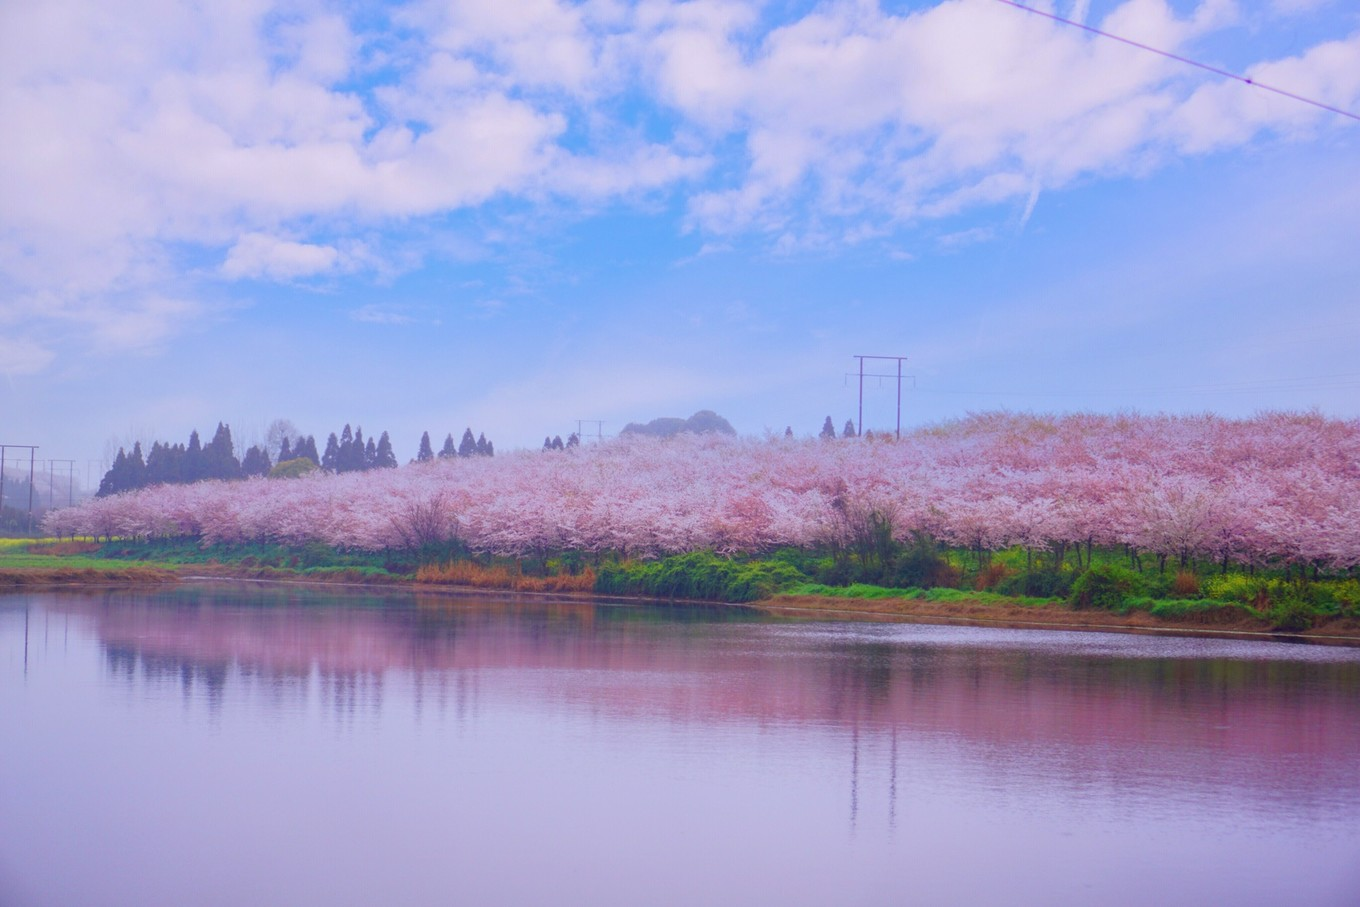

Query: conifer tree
<box><xmin>475</xmin><ymin>433</ymin><xmax>489</xmax><ymax>456</ymax></box>
<box><xmin>820</xmin><ymin>417</ymin><xmax>837</xmax><ymax>439</ymax></box>
<box><xmin>543</xmin><ymin>436</ymin><xmax>553</xmax><ymax>451</ymax></box>
<box><xmin>97</xmin><ymin>449</ymin><xmax>128</xmax><ymax>497</ymax></box>
<box><xmin>439</xmin><ymin>434</ymin><xmax>456</xmax><ymax>459</ymax></box>
<box><xmin>843</xmin><ymin>419</ymin><xmax>857</xmax><ymax>438</ymax></box>
<box><xmin>376</xmin><ymin>431</ymin><xmax>397</xmax><ymax>468</ymax></box>
<box><xmin>278</xmin><ymin>437</ymin><xmax>293</xmax><ymax>463</ymax></box>
<box><xmin>322</xmin><ymin>433</ymin><xmax>340</xmax><ymax>471</ymax></box>
<box><xmin>297</xmin><ymin>436</ymin><xmax>320</xmax><ymax>465</ymax></box>
<box><xmin>204</xmin><ymin>423</ymin><xmax>240</xmax><ymax>480</ymax></box>
<box><xmin>458</xmin><ymin>428</ymin><xmax>477</xmax><ymax>457</ymax></box>
<box><xmin>144</xmin><ymin>442</ymin><xmax>167</xmax><ymax>485</ymax></box>
<box><xmin>551</xmin><ymin>435</ymin><xmax>564</xmax><ymax>451</ymax></box>
<box><xmin>127</xmin><ymin>442</ymin><xmax>147</xmax><ymax>489</ymax></box>
<box><xmin>185</xmin><ymin>430</ymin><xmax>203</xmax><ymax>482</ymax></box>
<box><xmin>566</xmin><ymin>432</ymin><xmax>579</xmax><ymax>449</ymax></box>
<box><xmin>241</xmin><ymin>445</ymin><xmax>272</xmax><ymax>478</ymax></box>
<box><xmin>364</xmin><ymin>436</ymin><xmax>377</xmax><ymax>469</ymax></box>
<box><xmin>416</xmin><ymin>432</ymin><xmax>434</xmax><ymax>463</ymax></box>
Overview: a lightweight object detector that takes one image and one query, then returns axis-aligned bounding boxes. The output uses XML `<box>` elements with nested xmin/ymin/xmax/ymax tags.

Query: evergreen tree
<box><xmin>185</xmin><ymin>430</ymin><xmax>203</xmax><ymax>482</ymax></box>
<box><xmin>278</xmin><ymin>437</ymin><xmax>293</xmax><ymax>463</ymax></box>
<box><xmin>439</xmin><ymin>434</ymin><xmax>456</xmax><ymax>459</ymax></box>
<box><xmin>144</xmin><ymin>441</ymin><xmax>167</xmax><ymax>485</ymax></box>
<box><xmin>784</xmin><ymin>426</ymin><xmax>793</xmax><ymax>438</ymax></box>
<box><xmin>566</xmin><ymin>432</ymin><xmax>579</xmax><ymax>449</ymax></box>
<box><xmin>376</xmin><ymin>431</ymin><xmax>397</xmax><ymax>468</ymax></box>
<box><xmin>458</xmin><ymin>428</ymin><xmax>477</xmax><ymax>457</ymax></box>
<box><xmin>543</xmin><ymin>436</ymin><xmax>553</xmax><ymax>451</ymax></box>
<box><xmin>298</xmin><ymin>436</ymin><xmax>320</xmax><ymax>465</ymax></box>
<box><xmin>843</xmin><ymin>419</ymin><xmax>857</xmax><ymax>438</ymax></box>
<box><xmin>475</xmin><ymin>433</ymin><xmax>489</xmax><ymax>456</ymax></box>
<box><xmin>485</xmin><ymin>440</ymin><xmax>494</xmax><ymax>457</ymax></box>
<box><xmin>551</xmin><ymin>435</ymin><xmax>564</xmax><ymax>451</ymax></box>
<box><xmin>97</xmin><ymin>449</ymin><xmax>128</xmax><ymax>497</ymax></box>
<box><xmin>241</xmin><ymin>445</ymin><xmax>272</xmax><ymax>478</ymax></box>
<box><xmin>416</xmin><ymin>432</ymin><xmax>434</xmax><ymax>463</ymax></box>
<box><xmin>820</xmin><ymin>416</ymin><xmax>837</xmax><ymax>439</ymax></box>
<box><xmin>127</xmin><ymin>442</ymin><xmax>147</xmax><ymax>488</ymax></box>
<box><xmin>322</xmin><ymin>433</ymin><xmax>340</xmax><ymax>471</ymax></box>
<box><xmin>364</xmin><ymin>436</ymin><xmax>377</xmax><ymax>469</ymax></box>
<box><xmin>204</xmin><ymin>423</ymin><xmax>240</xmax><ymax>480</ymax></box>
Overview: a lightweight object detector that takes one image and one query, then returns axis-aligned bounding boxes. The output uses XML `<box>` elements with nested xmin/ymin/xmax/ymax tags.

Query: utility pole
<box><xmin>852</xmin><ymin>355</ymin><xmax>911</xmax><ymax>439</ymax></box>
<box><xmin>575</xmin><ymin>420</ymin><xmax>605</xmax><ymax>442</ymax></box>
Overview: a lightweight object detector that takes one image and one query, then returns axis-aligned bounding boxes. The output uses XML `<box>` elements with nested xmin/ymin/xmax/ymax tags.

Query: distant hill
<box><xmin>620</xmin><ymin>410</ymin><xmax>737</xmax><ymax>438</ymax></box>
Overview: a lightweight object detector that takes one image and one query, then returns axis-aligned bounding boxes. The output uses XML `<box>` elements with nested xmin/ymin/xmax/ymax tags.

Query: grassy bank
<box><xmin>5</xmin><ymin>537</ymin><xmax>1359</xmax><ymax>641</ymax></box>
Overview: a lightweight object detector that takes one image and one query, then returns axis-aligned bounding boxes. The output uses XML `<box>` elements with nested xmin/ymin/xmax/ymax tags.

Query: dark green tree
<box><xmin>843</xmin><ymin>419</ymin><xmax>856</xmax><ymax>438</ymax></box>
<box><xmin>203</xmin><ymin>423</ymin><xmax>240</xmax><ymax>480</ymax></box>
<box><xmin>97</xmin><ymin>449</ymin><xmax>128</xmax><ymax>497</ymax></box>
<box><xmin>297</xmin><ymin>436</ymin><xmax>320</xmax><ymax>465</ymax></box>
<box><xmin>277</xmin><ymin>437</ymin><xmax>293</xmax><ymax>463</ymax></box>
<box><xmin>820</xmin><ymin>416</ymin><xmax>836</xmax><ymax>439</ymax></box>
<box><xmin>458</xmin><ymin>428</ymin><xmax>477</xmax><ymax>457</ymax></box>
<box><xmin>416</xmin><ymin>432</ymin><xmax>434</xmax><ymax>463</ymax></box>
<box><xmin>439</xmin><ymin>434</ymin><xmax>456</xmax><ymax>458</ymax></box>
<box><xmin>184</xmin><ymin>430</ymin><xmax>204</xmax><ymax>482</ymax></box>
<box><xmin>376</xmin><ymin>431</ymin><xmax>397</xmax><ymax>468</ymax></box>
<box><xmin>241</xmin><ymin>445</ymin><xmax>272</xmax><ymax>478</ymax></box>
<box><xmin>322</xmin><ymin>433</ymin><xmax>340</xmax><ymax>471</ymax></box>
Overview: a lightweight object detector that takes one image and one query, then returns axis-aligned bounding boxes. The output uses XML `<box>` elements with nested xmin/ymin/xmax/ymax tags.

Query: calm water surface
<box><xmin>2</xmin><ymin>584</ymin><xmax>1359</xmax><ymax>906</ymax></box>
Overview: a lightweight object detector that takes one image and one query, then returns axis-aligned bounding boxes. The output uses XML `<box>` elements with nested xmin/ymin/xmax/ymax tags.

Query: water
<box><xmin>2</xmin><ymin>584</ymin><xmax>1359</xmax><ymax>906</ymax></box>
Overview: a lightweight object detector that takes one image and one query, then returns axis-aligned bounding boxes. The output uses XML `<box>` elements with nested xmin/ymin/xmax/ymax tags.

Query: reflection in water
<box><xmin>2</xmin><ymin>587</ymin><xmax>1360</xmax><ymax>907</ymax></box>
<box><xmin>43</xmin><ymin>585</ymin><xmax>1360</xmax><ymax>806</ymax></box>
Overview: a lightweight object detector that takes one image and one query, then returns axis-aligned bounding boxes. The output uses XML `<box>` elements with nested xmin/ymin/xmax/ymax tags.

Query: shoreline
<box><xmin>4</xmin><ymin>564</ymin><xmax>1359</xmax><ymax>646</ymax></box>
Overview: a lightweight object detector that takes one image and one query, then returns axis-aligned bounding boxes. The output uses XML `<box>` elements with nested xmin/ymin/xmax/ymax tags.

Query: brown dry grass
<box><xmin>974</xmin><ymin>563</ymin><xmax>1012</xmax><ymax>591</ymax></box>
<box><xmin>1170</xmin><ymin>570</ymin><xmax>1201</xmax><ymax>597</ymax></box>
<box><xmin>0</xmin><ymin>566</ymin><xmax>177</xmax><ymax>587</ymax></box>
<box><xmin>415</xmin><ymin>561</ymin><xmax>596</xmax><ymax>593</ymax></box>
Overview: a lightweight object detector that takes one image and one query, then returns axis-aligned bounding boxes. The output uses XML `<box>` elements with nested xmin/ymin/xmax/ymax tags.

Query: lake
<box><xmin>2</xmin><ymin>584</ymin><xmax>1359</xmax><ymax>906</ymax></box>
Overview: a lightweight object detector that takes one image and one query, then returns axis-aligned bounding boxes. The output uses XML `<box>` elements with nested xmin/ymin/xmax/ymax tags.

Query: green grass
<box><xmin>0</xmin><ymin>552</ymin><xmax>157</xmax><ymax>570</ymax></box>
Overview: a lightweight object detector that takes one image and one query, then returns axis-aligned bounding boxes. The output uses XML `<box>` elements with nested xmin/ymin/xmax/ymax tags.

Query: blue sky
<box><xmin>2</xmin><ymin>0</ymin><xmax>1358</xmax><ymax>479</ymax></box>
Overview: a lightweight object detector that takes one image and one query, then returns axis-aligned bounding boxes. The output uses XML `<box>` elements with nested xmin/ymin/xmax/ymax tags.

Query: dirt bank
<box><xmin>756</xmin><ymin>593</ymin><xmax>1360</xmax><ymax>645</ymax></box>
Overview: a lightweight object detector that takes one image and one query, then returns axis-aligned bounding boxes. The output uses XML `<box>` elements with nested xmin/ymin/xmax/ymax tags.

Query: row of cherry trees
<box><xmin>46</xmin><ymin>412</ymin><xmax>1360</xmax><ymax>572</ymax></box>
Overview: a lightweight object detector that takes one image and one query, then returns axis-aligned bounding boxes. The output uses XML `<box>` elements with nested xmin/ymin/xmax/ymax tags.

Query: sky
<box><xmin>2</xmin><ymin>0</ymin><xmax>1358</xmax><ymax>483</ymax></box>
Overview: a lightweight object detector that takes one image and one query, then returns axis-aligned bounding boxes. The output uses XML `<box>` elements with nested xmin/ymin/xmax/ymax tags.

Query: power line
<box><xmin>993</xmin><ymin>0</ymin><xmax>1360</xmax><ymax>124</ymax></box>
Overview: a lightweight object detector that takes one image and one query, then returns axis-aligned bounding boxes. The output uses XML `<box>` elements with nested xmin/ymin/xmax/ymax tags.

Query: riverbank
<box><xmin>5</xmin><ymin>556</ymin><xmax>1359</xmax><ymax>645</ymax></box>
<box><xmin>757</xmin><ymin>592</ymin><xmax>1360</xmax><ymax>644</ymax></box>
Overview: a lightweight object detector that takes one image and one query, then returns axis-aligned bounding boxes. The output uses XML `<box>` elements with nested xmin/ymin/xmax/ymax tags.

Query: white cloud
<box><xmin>222</xmin><ymin>233</ymin><xmax>343</xmax><ymax>280</ymax></box>
<box><xmin>1</xmin><ymin>0</ymin><xmax>1356</xmax><ymax>374</ymax></box>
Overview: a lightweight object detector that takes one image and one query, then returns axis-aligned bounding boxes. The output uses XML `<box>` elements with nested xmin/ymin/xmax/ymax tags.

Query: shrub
<box><xmin>1268</xmin><ymin>591</ymin><xmax>1315</xmax><ymax>632</ymax></box>
<box><xmin>891</xmin><ymin>531</ymin><xmax>951</xmax><ymax>589</ymax></box>
<box><xmin>269</xmin><ymin>457</ymin><xmax>319</xmax><ymax>479</ymax></box>
<box><xmin>1069</xmin><ymin>563</ymin><xmax>1145</xmax><ymax>610</ymax></box>
<box><xmin>974</xmin><ymin>562</ymin><xmax>1011</xmax><ymax>591</ymax></box>
<box><xmin>595</xmin><ymin>552</ymin><xmax>805</xmax><ymax>603</ymax></box>
<box><xmin>1170</xmin><ymin>571</ymin><xmax>1200</xmax><ymax>598</ymax></box>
